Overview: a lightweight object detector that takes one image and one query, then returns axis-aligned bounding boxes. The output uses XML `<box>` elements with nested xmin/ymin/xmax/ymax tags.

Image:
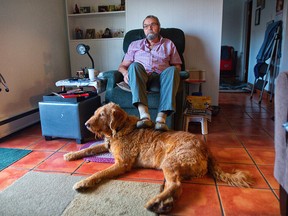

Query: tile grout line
<box><xmin>237</xmin><ymin>131</ymin><xmax>280</xmax><ymax>202</ymax></box>
<box><xmin>214</xmin><ymin>179</ymin><xmax>225</xmax><ymax>216</ymax></box>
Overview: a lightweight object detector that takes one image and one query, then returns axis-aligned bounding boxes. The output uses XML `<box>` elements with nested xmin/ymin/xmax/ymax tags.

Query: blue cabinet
<box><xmin>39</xmin><ymin>95</ymin><xmax>101</xmax><ymax>144</ymax></box>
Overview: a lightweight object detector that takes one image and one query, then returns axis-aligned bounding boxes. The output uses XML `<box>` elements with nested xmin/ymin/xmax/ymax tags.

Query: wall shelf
<box><xmin>67</xmin><ymin>11</ymin><xmax>125</xmax><ymax>17</ymax></box>
<box><xmin>66</xmin><ymin>0</ymin><xmax>126</xmax><ymax>74</ymax></box>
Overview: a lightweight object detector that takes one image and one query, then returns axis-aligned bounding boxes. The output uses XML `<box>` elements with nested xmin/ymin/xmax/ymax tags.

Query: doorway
<box><xmin>221</xmin><ymin>0</ymin><xmax>252</xmax><ymax>84</ymax></box>
<box><xmin>242</xmin><ymin>0</ymin><xmax>252</xmax><ymax>82</ymax></box>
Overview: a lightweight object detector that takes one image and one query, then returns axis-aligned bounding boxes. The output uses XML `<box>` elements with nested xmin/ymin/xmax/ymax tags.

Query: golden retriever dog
<box><xmin>64</xmin><ymin>102</ymin><xmax>253</xmax><ymax>214</ymax></box>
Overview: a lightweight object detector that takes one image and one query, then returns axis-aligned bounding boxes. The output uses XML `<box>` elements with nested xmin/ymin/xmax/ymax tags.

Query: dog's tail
<box><xmin>208</xmin><ymin>154</ymin><xmax>253</xmax><ymax>188</ymax></box>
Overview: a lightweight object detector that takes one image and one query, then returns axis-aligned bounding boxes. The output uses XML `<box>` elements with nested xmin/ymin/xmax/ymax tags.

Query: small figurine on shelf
<box><xmin>74</xmin><ymin>4</ymin><xmax>80</xmax><ymax>14</ymax></box>
<box><xmin>75</xmin><ymin>27</ymin><xmax>83</xmax><ymax>39</ymax></box>
<box><xmin>120</xmin><ymin>0</ymin><xmax>125</xmax><ymax>10</ymax></box>
<box><xmin>102</xmin><ymin>28</ymin><xmax>112</xmax><ymax>38</ymax></box>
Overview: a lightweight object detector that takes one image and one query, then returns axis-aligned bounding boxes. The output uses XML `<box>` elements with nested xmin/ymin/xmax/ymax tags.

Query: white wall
<box><xmin>222</xmin><ymin>0</ymin><xmax>245</xmax><ymax>51</ymax></box>
<box><xmin>0</xmin><ymin>0</ymin><xmax>70</xmax><ymax>122</ymax></box>
<box><xmin>126</xmin><ymin>0</ymin><xmax>223</xmax><ymax>106</ymax></box>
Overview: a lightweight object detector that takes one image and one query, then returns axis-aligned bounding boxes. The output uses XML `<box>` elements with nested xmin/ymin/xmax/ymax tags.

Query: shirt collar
<box><xmin>144</xmin><ymin>36</ymin><xmax>163</xmax><ymax>48</ymax></box>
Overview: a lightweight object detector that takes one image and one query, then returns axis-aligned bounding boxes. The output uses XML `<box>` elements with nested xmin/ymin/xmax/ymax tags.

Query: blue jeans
<box><xmin>128</xmin><ymin>62</ymin><xmax>180</xmax><ymax>115</ymax></box>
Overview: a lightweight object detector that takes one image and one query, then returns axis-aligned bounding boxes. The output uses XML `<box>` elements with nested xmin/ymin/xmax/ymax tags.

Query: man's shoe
<box><xmin>136</xmin><ymin>118</ymin><xmax>154</xmax><ymax>129</ymax></box>
<box><xmin>155</xmin><ymin>122</ymin><xmax>169</xmax><ymax>132</ymax></box>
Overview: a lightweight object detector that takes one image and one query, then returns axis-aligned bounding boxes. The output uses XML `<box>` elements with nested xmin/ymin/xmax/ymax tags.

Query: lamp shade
<box><xmin>76</xmin><ymin>44</ymin><xmax>90</xmax><ymax>55</ymax></box>
<box><xmin>76</xmin><ymin>44</ymin><xmax>94</xmax><ymax>69</ymax></box>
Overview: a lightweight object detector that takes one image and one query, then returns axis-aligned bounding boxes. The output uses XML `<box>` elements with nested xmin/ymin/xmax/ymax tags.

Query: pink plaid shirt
<box><xmin>123</xmin><ymin>37</ymin><xmax>182</xmax><ymax>74</ymax></box>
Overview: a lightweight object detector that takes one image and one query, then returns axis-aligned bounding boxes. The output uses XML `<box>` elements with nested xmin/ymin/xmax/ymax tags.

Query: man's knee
<box><xmin>128</xmin><ymin>62</ymin><xmax>145</xmax><ymax>72</ymax></box>
<box><xmin>161</xmin><ymin>66</ymin><xmax>180</xmax><ymax>80</ymax></box>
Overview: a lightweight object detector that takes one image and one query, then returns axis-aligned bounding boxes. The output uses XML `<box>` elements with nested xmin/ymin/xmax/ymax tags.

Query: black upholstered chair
<box><xmin>99</xmin><ymin>28</ymin><xmax>189</xmax><ymax>130</ymax></box>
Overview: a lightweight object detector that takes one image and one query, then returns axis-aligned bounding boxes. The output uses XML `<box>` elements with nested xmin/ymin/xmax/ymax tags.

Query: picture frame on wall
<box><xmin>255</xmin><ymin>8</ymin><xmax>261</xmax><ymax>26</ymax></box>
<box><xmin>257</xmin><ymin>0</ymin><xmax>265</xmax><ymax>9</ymax></box>
<box><xmin>276</xmin><ymin>0</ymin><xmax>284</xmax><ymax>13</ymax></box>
<box><xmin>261</xmin><ymin>0</ymin><xmax>265</xmax><ymax>9</ymax></box>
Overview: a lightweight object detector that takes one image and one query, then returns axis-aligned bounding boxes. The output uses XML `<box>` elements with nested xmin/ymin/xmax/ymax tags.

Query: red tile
<box><xmin>0</xmin><ymin>167</ymin><xmax>29</xmax><ymax>191</ymax></box>
<box><xmin>253</xmin><ymin>118</ymin><xmax>275</xmax><ymax>128</ymax></box>
<box><xmin>274</xmin><ymin>189</ymin><xmax>280</xmax><ymax>199</ymax></box>
<box><xmin>205</xmin><ymin>133</ymin><xmax>242</xmax><ymax>148</ymax></box>
<box><xmin>170</xmin><ymin>184</ymin><xmax>221</xmax><ymax>215</ymax></box>
<box><xmin>258</xmin><ymin>165</ymin><xmax>279</xmax><ymax>190</ymax></box>
<box><xmin>11</xmin><ymin>151</ymin><xmax>54</xmax><ymax>169</ymax></box>
<box><xmin>221</xmin><ymin>111</ymin><xmax>251</xmax><ymax>119</ymax></box>
<box><xmin>246</xmin><ymin>111</ymin><xmax>274</xmax><ymax>119</ymax></box>
<box><xmin>237</xmin><ymin>134</ymin><xmax>274</xmax><ymax>149</ymax></box>
<box><xmin>27</xmin><ymin>139</ymin><xmax>69</xmax><ymax>151</ymax></box>
<box><xmin>59</xmin><ymin>141</ymin><xmax>83</xmax><ymax>152</ymax></box>
<box><xmin>210</xmin><ymin>147</ymin><xmax>253</xmax><ymax>164</ymax></box>
<box><xmin>247</xmin><ymin>149</ymin><xmax>275</xmax><ymax>165</ymax></box>
<box><xmin>218</xmin><ymin>187</ymin><xmax>280</xmax><ymax>215</ymax></box>
<box><xmin>231</xmin><ymin>125</ymin><xmax>269</xmax><ymax>136</ymax></box>
<box><xmin>244</xmin><ymin>106</ymin><xmax>265</xmax><ymax>113</ymax></box>
<box><xmin>207</xmin><ymin>121</ymin><xmax>234</xmax><ymax>134</ymax></box>
<box><xmin>75</xmin><ymin>161</ymin><xmax>113</xmax><ymax>174</ymax></box>
<box><xmin>35</xmin><ymin>152</ymin><xmax>83</xmax><ymax>173</ymax></box>
<box><xmin>0</xmin><ymin>135</ymin><xmax>43</xmax><ymax>148</ymax></box>
<box><xmin>226</xmin><ymin>117</ymin><xmax>256</xmax><ymax>127</ymax></box>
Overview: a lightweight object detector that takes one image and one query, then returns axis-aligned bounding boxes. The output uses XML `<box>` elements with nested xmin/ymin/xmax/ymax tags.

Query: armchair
<box><xmin>274</xmin><ymin>71</ymin><xmax>288</xmax><ymax>215</ymax></box>
<box><xmin>99</xmin><ymin>28</ymin><xmax>189</xmax><ymax>130</ymax></box>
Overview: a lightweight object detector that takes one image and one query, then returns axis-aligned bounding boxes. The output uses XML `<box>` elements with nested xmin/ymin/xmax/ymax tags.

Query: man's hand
<box><xmin>123</xmin><ymin>72</ymin><xmax>129</xmax><ymax>83</ymax></box>
<box><xmin>118</xmin><ymin>60</ymin><xmax>132</xmax><ymax>84</ymax></box>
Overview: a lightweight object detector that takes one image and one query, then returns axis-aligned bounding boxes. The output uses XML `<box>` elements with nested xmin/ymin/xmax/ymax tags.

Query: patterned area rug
<box><xmin>0</xmin><ymin>148</ymin><xmax>32</xmax><ymax>171</ymax></box>
<box><xmin>0</xmin><ymin>171</ymin><xmax>160</xmax><ymax>216</ymax></box>
<box><xmin>80</xmin><ymin>140</ymin><xmax>114</xmax><ymax>163</ymax></box>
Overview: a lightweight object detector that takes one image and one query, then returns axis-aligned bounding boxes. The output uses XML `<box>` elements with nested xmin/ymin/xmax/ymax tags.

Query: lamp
<box><xmin>76</xmin><ymin>44</ymin><xmax>94</xmax><ymax>69</ymax></box>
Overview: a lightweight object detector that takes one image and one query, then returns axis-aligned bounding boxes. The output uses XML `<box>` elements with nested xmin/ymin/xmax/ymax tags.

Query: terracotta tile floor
<box><xmin>0</xmin><ymin>92</ymin><xmax>280</xmax><ymax>215</ymax></box>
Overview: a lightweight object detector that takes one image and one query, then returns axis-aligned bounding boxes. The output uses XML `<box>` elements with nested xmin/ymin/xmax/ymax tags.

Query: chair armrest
<box><xmin>180</xmin><ymin>70</ymin><xmax>189</xmax><ymax>80</ymax></box>
<box><xmin>98</xmin><ymin>70</ymin><xmax>123</xmax><ymax>91</ymax></box>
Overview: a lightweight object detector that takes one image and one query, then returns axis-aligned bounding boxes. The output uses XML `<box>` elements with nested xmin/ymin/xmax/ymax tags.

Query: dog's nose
<box><xmin>85</xmin><ymin>122</ymin><xmax>90</xmax><ymax>128</ymax></box>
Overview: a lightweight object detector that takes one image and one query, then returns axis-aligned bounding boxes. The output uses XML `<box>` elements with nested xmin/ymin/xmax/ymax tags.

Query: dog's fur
<box><xmin>64</xmin><ymin>102</ymin><xmax>253</xmax><ymax>214</ymax></box>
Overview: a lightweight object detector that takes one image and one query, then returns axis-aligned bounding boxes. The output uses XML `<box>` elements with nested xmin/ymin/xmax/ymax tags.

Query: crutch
<box><xmin>258</xmin><ymin>28</ymin><xmax>280</xmax><ymax>104</ymax></box>
<box><xmin>268</xmin><ymin>28</ymin><xmax>281</xmax><ymax>102</ymax></box>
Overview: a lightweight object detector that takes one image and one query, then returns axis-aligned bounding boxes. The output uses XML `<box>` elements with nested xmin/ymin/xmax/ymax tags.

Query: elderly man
<box><xmin>118</xmin><ymin>15</ymin><xmax>182</xmax><ymax>131</ymax></box>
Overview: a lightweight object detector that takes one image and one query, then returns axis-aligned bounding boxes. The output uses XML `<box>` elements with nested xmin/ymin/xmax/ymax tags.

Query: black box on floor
<box><xmin>39</xmin><ymin>94</ymin><xmax>101</xmax><ymax>144</ymax></box>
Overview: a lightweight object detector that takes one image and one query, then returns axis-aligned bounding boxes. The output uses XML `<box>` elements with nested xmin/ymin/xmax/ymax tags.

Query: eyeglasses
<box><xmin>143</xmin><ymin>23</ymin><xmax>159</xmax><ymax>29</ymax></box>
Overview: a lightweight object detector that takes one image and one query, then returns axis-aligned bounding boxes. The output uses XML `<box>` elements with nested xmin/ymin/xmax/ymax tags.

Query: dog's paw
<box><xmin>145</xmin><ymin>197</ymin><xmax>174</xmax><ymax>214</ymax></box>
<box><xmin>63</xmin><ymin>152</ymin><xmax>75</xmax><ymax>161</ymax></box>
<box><xmin>159</xmin><ymin>197</ymin><xmax>174</xmax><ymax>214</ymax></box>
<box><xmin>73</xmin><ymin>180</ymin><xmax>89</xmax><ymax>191</ymax></box>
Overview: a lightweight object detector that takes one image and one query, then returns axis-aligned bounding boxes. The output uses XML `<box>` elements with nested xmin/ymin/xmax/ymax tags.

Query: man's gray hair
<box><xmin>143</xmin><ymin>15</ymin><xmax>161</xmax><ymax>27</ymax></box>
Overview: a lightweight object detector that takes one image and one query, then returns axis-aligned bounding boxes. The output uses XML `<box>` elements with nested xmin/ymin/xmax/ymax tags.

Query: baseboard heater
<box><xmin>0</xmin><ymin>109</ymin><xmax>40</xmax><ymax>139</ymax></box>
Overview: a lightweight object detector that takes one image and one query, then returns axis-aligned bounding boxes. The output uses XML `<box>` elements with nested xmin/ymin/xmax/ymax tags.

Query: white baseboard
<box><xmin>0</xmin><ymin>112</ymin><xmax>40</xmax><ymax>139</ymax></box>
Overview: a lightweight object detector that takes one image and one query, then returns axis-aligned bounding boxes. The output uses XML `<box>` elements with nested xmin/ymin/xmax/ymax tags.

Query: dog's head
<box><xmin>85</xmin><ymin>102</ymin><xmax>128</xmax><ymax>138</ymax></box>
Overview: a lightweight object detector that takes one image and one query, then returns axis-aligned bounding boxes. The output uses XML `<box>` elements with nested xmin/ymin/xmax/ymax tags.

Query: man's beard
<box><xmin>146</xmin><ymin>32</ymin><xmax>159</xmax><ymax>40</ymax></box>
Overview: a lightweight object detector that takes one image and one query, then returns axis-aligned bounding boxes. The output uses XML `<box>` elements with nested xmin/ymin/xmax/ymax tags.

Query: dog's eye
<box><xmin>100</xmin><ymin>112</ymin><xmax>105</xmax><ymax>117</ymax></box>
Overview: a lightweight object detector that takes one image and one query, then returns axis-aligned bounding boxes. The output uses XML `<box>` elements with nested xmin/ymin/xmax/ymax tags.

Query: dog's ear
<box><xmin>109</xmin><ymin>105</ymin><xmax>127</xmax><ymax>137</ymax></box>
